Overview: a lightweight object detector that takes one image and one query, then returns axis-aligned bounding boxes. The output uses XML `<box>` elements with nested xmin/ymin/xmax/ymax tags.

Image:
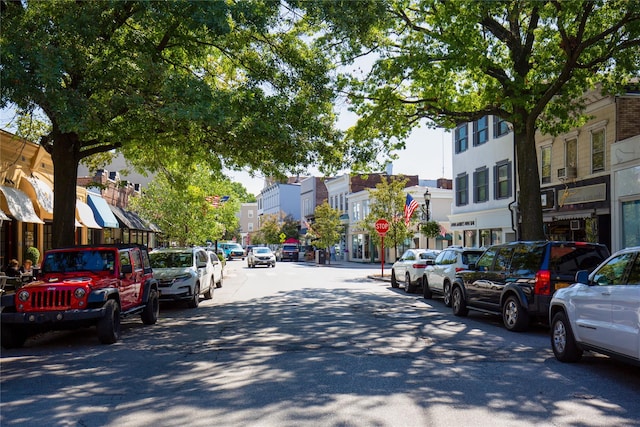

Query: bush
<box><xmin>24</xmin><ymin>246</ymin><xmax>40</xmax><ymax>265</ymax></box>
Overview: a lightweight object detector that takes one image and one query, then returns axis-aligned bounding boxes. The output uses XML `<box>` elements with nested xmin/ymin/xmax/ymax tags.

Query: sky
<box><xmin>227</xmin><ymin>117</ymin><xmax>453</xmax><ymax>196</ymax></box>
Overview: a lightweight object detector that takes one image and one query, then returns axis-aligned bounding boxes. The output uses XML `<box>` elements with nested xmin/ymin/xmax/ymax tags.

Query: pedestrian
<box><xmin>330</xmin><ymin>245</ymin><xmax>336</xmax><ymax>262</ymax></box>
<box><xmin>5</xmin><ymin>259</ymin><xmax>20</xmax><ymax>277</ymax></box>
<box><xmin>20</xmin><ymin>259</ymin><xmax>33</xmax><ymax>275</ymax></box>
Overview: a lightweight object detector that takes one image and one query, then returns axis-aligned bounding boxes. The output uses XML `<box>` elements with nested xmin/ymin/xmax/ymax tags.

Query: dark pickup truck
<box><xmin>1</xmin><ymin>244</ymin><xmax>159</xmax><ymax>348</ymax></box>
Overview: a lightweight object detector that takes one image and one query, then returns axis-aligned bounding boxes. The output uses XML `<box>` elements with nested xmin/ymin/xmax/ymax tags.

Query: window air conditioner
<box><xmin>557</xmin><ymin>168</ymin><xmax>566</xmax><ymax>179</ymax></box>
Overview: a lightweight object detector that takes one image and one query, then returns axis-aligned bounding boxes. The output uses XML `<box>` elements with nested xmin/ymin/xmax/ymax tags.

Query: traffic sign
<box><xmin>375</xmin><ymin>218</ymin><xmax>390</xmax><ymax>236</ymax></box>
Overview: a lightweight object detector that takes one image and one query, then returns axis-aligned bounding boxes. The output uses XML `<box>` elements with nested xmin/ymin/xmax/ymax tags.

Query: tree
<box><xmin>258</xmin><ymin>214</ymin><xmax>282</xmax><ymax>246</ymax></box>
<box><xmin>128</xmin><ymin>164</ymin><xmax>239</xmax><ymax>246</ymax></box>
<box><xmin>301</xmin><ymin>0</ymin><xmax>640</xmax><ymax>240</ymax></box>
<box><xmin>1</xmin><ymin>1</ymin><xmax>344</xmax><ymax>248</ymax></box>
<box><xmin>360</xmin><ymin>176</ymin><xmax>413</xmax><ymax>259</ymax></box>
<box><xmin>307</xmin><ymin>201</ymin><xmax>342</xmax><ymax>263</ymax></box>
<box><xmin>280</xmin><ymin>215</ymin><xmax>300</xmax><ymax>241</ymax></box>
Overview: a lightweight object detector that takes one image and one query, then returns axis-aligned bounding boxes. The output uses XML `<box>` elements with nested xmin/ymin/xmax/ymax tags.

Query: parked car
<box><xmin>391</xmin><ymin>249</ymin><xmax>440</xmax><ymax>293</ymax></box>
<box><xmin>247</xmin><ymin>246</ymin><xmax>276</xmax><ymax>268</ymax></box>
<box><xmin>206</xmin><ymin>250</ymin><xmax>224</xmax><ymax>288</ymax></box>
<box><xmin>1</xmin><ymin>244</ymin><xmax>159</xmax><ymax>348</ymax></box>
<box><xmin>549</xmin><ymin>246</ymin><xmax>640</xmax><ymax>365</ymax></box>
<box><xmin>423</xmin><ymin>246</ymin><xmax>484</xmax><ymax>306</ymax></box>
<box><xmin>149</xmin><ymin>247</ymin><xmax>214</xmax><ymax>308</ymax></box>
<box><xmin>451</xmin><ymin>241</ymin><xmax>609</xmax><ymax>331</ymax></box>
<box><xmin>219</xmin><ymin>242</ymin><xmax>245</xmax><ymax>261</ymax></box>
<box><xmin>276</xmin><ymin>244</ymin><xmax>299</xmax><ymax>262</ymax></box>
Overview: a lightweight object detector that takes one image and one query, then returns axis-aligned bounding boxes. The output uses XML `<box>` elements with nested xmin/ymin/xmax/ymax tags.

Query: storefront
<box><xmin>611</xmin><ymin>135</ymin><xmax>640</xmax><ymax>251</ymax></box>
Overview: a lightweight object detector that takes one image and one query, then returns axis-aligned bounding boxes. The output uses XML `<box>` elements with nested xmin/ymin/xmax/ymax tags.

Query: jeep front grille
<box><xmin>30</xmin><ymin>289</ymin><xmax>73</xmax><ymax>309</ymax></box>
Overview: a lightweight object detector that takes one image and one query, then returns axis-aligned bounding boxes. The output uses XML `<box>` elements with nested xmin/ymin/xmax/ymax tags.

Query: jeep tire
<box><xmin>97</xmin><ymin>299</ymin><xmax>121</xmax><ymax>344</ymax></box>
<box><xmin>141</xmin><ymin>289</ymin><xmax>159</xmax><ymax>325</ymax></box>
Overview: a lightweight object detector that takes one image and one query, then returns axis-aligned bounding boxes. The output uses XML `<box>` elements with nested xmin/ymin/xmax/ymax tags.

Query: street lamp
<box><xmin>423</xmin><ymin>189</ymin><xmax>431</xmax><ymax>221</ymax></box>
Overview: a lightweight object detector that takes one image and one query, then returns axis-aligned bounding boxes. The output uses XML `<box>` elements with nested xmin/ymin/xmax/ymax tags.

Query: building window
<box><xmin>473</xmin><ymin>116</ymin><xmax>489</xmax><ymax>146</ymax></box>
<box><xmin>473</xmin><ymin>168</ymin><xmax>489</xmax><ymax>203</ymax></box>
<box><xmin>248</xmin><ymin>223</ymin><xmax>254</xmax><ymax>231</ymax></box>
<box><xmin>591</xmin><ymin>128</ymin><xmax>605</xmax><ymax>173</ymax></box>
<box><xmin>456</xmin><ymin>174</ymin><xmax>469</xmax><ymax>206</ymax></box>
<box><xmin>493</xmin><ymin>116</ymin><xmax>510</xmax><ymax>138</ymax></box>
<box><xmin>248</xmin><ymin>210</ymin><xmax>254</xmax><ymax>218</ymax></box>
<box><xmin>494</xmin><ymin>160</ymin><xmax>512</xmax><ymax>199</ymax></box>
<box><xmin>541</xmin><ymin>145</ymin><xmax>551</xmax><ymax>184</ymax></box>
<box><xmin>565</xmin><ymin>138</ymin><xmax>577</xmax><ymax>168</ymax></box>
<box><xmin>455</xmin><ymin>124</ymin><xmax>468</xmax><ymax>153</ymax></box>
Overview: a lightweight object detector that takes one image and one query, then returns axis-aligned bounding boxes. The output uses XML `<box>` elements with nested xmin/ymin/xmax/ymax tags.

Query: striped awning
<box><xmin>0</xmin><ymin>186</ymin><xmax>44</xmax><ymax>224</ymax></box>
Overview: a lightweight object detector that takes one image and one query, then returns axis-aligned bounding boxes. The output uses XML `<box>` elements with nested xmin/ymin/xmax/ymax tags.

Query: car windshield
<box><xmin>149</xmin><ymin>252</ymin><xmax>193</xmax><ymax>268</ymax></box>
<box><xmin>43</xmin><ymin>250</ymin><xmax>115</xmax><ymax>273</ymax></box>
<box><xmin>255</xmin><ymin>248</ymin><xmax>271</xmax><ymax>254</ymax></box>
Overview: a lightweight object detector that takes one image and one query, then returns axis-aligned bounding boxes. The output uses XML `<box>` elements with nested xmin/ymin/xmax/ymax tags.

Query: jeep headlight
<box><xmin>18</xmin><ymin>290</ymin><xmax>30</xmax><ymax>302</ymax></box>
<box><xmin>74</xmin><ymin>288</ymin><xmax>86</xmax><ymax>298</ymax></box>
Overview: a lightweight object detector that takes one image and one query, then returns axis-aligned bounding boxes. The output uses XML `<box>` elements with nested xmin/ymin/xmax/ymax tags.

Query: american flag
<box><xmin>404</xmin><ymin>194</ymin><xmax>419</xmax><ymax>226</ymax></box>
<box><xmin>205</xmin><ymin>195</ymin><xmax>229</xmax><ymax>208</ymax></box>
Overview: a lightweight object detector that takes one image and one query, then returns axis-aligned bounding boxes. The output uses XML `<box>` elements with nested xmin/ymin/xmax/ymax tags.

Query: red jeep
<box><xmin>1</xmin><ymin>244</ymin><xmax>159</xmax><ymax>348</ymax></box>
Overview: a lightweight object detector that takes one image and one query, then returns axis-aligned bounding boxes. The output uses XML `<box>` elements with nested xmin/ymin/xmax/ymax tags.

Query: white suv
<box><xmin>422</xmin><ymin>246</ymin><xmax>484</xmax><ymax>306</ymax></box>
<box><xmin>391</xmin><ymin>249</ymin><xmax>440</xmax><ymax>293</ymax></box>
<box><xmin>150</xmin><ymin>247</ymin><xmax>214</xmax><ymax>308</ymax></box>
<box><xmin>549</xmin><ymin>246</ymin><xmax>640</xmax><ymax>365</ymax></box>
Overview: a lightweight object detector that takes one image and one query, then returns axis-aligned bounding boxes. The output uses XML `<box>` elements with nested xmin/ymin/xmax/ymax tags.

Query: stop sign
<box><xmin>375</xmin><ymin>218</ymin><xmax>390</xmax><ymax>236</ymax></box>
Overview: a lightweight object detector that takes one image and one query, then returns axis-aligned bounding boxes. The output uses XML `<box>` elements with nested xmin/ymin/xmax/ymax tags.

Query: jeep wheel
<box><xmin>551</xmin><ymin>311</ymin><xmax>583</xmax><ymax>362</ymax></box>
<box><xmin>442</xmin><ymin>282</ymin><xmax>452</xmax><ymax>307</ymax></box>
<box><xmin>423</xmin><ymin>276</ymin><xmax>433</xmax><ymax>299</ymax></box>
<box><xmin>1</xmin><ymin>324</ymin><xmax>28</xmax><ymax>349</ymax></box>
<box><xmin>203</xmin><ymin>280</ymin><xmax>213</xmax><ymax>300</ymax></box>
<box><xmin>187</xmin><ymin>283</ymin><xmax>200</xmax><ymax>308</ymax></box>
<box><xmin>405</xmin><ymin>273</ymin><xmax>415</xmax><ymax>293</ymax></box>
<box><xmin>503</xmin><ymin>295</ymin><xmax>529</xmax><ymax>332</ymax></box>
<box><xmin>391</xmin><ymin>271</ymin><xmax>399</xmax><ymax>288</ymax></box>
<box><xmin>452</xmin><ymin>286</ymin><xmax>468</xmax><ymax>317</ymax></box>
<box><xmin>97</xmin><ymin>299</ymin><xmax>121</xmax><ymax>344</ymax></box>
<box><xmin>141</xmin><ymin>289</ymin><xmax>159</xmax><ymax>325</ymax></box>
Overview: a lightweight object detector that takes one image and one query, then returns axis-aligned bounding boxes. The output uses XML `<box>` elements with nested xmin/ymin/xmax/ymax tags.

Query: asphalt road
<box><xmin>1</xmin><ymin>259</ymin><xmax>639</xmax><ymax>427</ymax></box>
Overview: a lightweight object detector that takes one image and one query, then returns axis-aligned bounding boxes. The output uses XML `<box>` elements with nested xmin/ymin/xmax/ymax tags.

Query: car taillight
<box><xmin>534</xmin><ymin>270</ymin><xmax>551</xmax><ymax>295</ymax></box>
<box><xmin>413</xmin><ymin>263</ymin><xmax>427</xmax><ymax>269</ymax></box>
<box><xmin>455</xmin><ymin>267</ymin><xmax>465</xmax><ymax>272</ymax></box>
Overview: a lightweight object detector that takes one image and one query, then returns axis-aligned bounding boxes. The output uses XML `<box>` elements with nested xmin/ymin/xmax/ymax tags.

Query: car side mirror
<box><xmin>468</xmin><ymin>263</ymin><xmax>476</xmax><ymax>270</ymax></box>
<box><xmin>121</xmin><ymin>264</ymin><xmax>133</xmax><ymax>275</ymax></box>
<box><xmin>197</xmin><ymin>262</ymin><xmax>206</xmax><ymax>268</ymax></box>
<box><xmin>575</xmin><ymin>270</ymin><xmax>589</xmax><ymax>284</ymax></box>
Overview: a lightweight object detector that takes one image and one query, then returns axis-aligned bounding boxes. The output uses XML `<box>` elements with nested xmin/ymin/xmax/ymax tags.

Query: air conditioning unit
<box><xmin>557</xmin><ymin>168</ymin><xmax>566</xmax><ymax>179</ymax></box>
<box><xmin>557</xmin><ymin>167</ymin><xmax>577</xmax><ymax>179</ymax></box>
<box><xmin>570</xmin><ymin>220</ymin><xmax>581</xmax><ymax>230</ymax></box>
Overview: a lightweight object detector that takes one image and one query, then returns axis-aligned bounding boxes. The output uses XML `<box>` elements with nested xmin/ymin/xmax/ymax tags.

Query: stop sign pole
<box><xmin>375</xmin><ymin>219</ymin><xmax>390</xmax><ymax>277</ymax></box>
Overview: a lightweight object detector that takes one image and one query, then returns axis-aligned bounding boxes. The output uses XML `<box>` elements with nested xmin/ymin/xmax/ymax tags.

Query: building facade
<box><xmin>449</xmin><ymin>115</ymin><xmax>516</xmax><ymax>247</ymax></box>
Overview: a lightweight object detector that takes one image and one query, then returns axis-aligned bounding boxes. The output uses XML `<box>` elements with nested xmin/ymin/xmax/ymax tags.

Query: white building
<box><xmin>449</xmin><ymin>116</ymin><xmax>516</xmax><ymax>247</ymax></box>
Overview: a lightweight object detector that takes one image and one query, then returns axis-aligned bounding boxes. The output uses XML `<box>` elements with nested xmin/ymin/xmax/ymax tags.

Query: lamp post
<box><xmin>423</xmin><ymin>189</ymin><xmax>431</xmax><ymax>248</ymax></box>
<box><xmin>423</xmin><ymin>189</ymin><xmax>431</xmax><ymax>221</ymax></box>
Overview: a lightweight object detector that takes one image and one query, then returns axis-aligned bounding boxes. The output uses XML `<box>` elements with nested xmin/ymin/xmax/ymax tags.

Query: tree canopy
<box><xmin>299</xmin><ymin>0</ymin><xmax>640</xmax><ymax>240</ymax></box>
<box><xmin>127</xmin><ymin>163</ymin><xmax>240</xmax><ymax>246</ymax></box>
<box><xmin>0</xmin><ymin>0</ymin><xmax>347</xmax><ymax>247</ymax></box>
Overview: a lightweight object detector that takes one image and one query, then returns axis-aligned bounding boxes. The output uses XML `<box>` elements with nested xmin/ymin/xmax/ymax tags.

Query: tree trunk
<box><xmin>51</xmin><ymin>133</ymin><xmax>82</xmax><ymax>249</ymax></box>
<box><xmin>514</xmin><ymin>125</ymin><xmax>545</xmax><ymax>241</ymax></box>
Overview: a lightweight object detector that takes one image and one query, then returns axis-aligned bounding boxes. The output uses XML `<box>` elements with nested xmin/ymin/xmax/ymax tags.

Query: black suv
<box><xmin>451</xmin><ymin>241</ymin><xmax>609</xmax><ymax>332</ymax></box>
